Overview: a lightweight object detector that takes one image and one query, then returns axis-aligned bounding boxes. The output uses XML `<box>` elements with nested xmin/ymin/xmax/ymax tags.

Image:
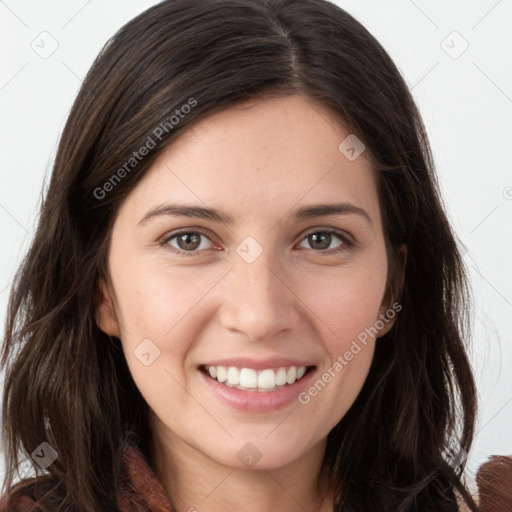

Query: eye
<box><xmin>297</xmin><ymin>229</ymin><xmax>353</xmax><ymax>253</ymax></box>
<box><xmin>161</xmin><ymin>229</ymin><xmax>214</xmax><ymax>256</ymax></box>
<box><xmin>160</xmin><ymin>227</ymin><xmax>354</xmax><ymax>257</ymax></box>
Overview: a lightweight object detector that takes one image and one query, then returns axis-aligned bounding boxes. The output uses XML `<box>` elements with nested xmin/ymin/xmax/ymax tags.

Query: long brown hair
<box><xmin>1</xmin><ymin>0</ymin><xmax>477</xmax><ymax>510</ymax></box>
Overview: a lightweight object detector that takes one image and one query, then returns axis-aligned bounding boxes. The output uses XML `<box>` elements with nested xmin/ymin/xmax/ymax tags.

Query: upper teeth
<box><xmin>206</xmin><ymin>365</ymin><xmax>307</xmax><ymax>390</ymax></box>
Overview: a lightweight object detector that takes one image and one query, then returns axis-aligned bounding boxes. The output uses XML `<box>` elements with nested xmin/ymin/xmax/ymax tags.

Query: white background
<box><xmin>1</xmin><ymin>0</ymin><xmax>511</xmax><ymax>493</ymax></box>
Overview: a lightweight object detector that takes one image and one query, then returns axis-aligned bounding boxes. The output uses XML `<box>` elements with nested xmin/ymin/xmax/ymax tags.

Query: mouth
<box><xmin>199</xmin><ymin>364</ymin><xmax>316</xmax><ymax>392</ymax></box>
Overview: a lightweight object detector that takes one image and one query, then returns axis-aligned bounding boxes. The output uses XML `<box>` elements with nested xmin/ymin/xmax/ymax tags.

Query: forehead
<box><xmin>120</xmin><ymin>94</ymin><xmax>381</xmax><ymax>227</ymax></box>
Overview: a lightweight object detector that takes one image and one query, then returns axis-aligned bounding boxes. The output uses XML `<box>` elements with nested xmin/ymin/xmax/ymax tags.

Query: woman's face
<box><xmin>96</xmin><ymin>94</ymin><xmax>398</xmax><ymax>470</ymax></box>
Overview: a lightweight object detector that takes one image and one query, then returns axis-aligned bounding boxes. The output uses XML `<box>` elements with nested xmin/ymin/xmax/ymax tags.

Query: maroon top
<box><xmin>0</xmin><ymin>444</ymin><xmax>176</xmax><ymax>512</ymax></box>
<box><xmin>115</xmin><ymin>444</ymin><xmax>176</xmax><ymax>511</ymax></box>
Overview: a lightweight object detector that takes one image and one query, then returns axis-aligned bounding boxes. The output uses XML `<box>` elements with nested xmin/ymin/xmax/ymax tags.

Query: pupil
<box><xmin>311</xmin><ymin>233</ymin><xmax>330</xmax><ymax>250</ymax></box>
<box><xmin>180</xmin><ymin>233</ymin><xmax>200</xmax><ymax>250</ymax></box>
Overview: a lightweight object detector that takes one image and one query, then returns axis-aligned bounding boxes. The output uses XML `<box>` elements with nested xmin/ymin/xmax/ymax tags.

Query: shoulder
<box><xmin>455</xmin><ymin>454</ymin><xmax>512</xmax><ymax>512</ymax></box>
<box><xmin>476</xmin><ymin>454</ymin><xmax>512</xmax><ymax>512</ymax></box>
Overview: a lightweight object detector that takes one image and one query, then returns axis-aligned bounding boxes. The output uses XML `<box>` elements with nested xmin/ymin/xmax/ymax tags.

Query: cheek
<box><xmin>111</xmin><ymin>256</ymin><xmax>223</xmax><ymax>346</ymax></box>
<box><xmin>299</xmin><ymin>257</ymin><xmax>388</xmax><ymax>348</ymax></box>
<box><xmin>110</xmin><ymin>260</ymin><xmax>215</xmax><ymax>417</ymax></box>
<box><xmin>294</xmin><ymin>255</ymin><xmax>387</xmax><ymax>417</ymax></box>
<box><xmin>109</xmin><ymin>258</ymin><xmax>232</xmax><ymax>412</ymax></box>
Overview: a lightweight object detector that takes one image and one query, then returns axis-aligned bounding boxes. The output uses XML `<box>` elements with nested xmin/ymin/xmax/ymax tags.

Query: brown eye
<box><xmin>176</xmin><ymin>232</ymin><xmax>201</xmax><ymax>251</ymax></box>
<box><xmin>298</xmin><ymin>230</ymin><xmax>347</xmax><ymax>252</ymax></box>
<box><xmin>163</xmin><ymin>230</ymin><xmax>214</xmax><ymax>256</ymax></box>
<box><xmin>308</xmin><ymin>232</ymin><xmax>334</xmax><ymax>250</ymax></box>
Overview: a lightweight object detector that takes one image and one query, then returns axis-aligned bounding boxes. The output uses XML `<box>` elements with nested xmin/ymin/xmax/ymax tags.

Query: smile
<box><xmin>201</xmin><ymin>365</ymin><xmax>313</xmax><ymax>391</ymax></box>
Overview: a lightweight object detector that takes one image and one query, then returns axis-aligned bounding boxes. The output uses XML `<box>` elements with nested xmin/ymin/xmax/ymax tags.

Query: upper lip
<box><xmin>200</xmin><ymin>358</ymin><xmax>316</xmax><ymax>371</ymax></box>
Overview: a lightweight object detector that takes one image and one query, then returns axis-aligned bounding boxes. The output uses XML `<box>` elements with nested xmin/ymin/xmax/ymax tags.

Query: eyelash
<box><xmin>159</xmin><ymin>228</ymin><xmax>355</xmax><ymax>258</ymax></box>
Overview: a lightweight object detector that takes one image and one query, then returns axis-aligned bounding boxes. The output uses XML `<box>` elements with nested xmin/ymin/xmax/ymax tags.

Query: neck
<box><xmin>148</xmin><ymin>414</ymin><xmax>334</xmax><ymax>512</ymax></box>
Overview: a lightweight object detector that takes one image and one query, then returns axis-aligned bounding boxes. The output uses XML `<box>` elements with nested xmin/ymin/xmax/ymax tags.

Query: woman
<box><xmin>1</xmin><ymin>0</ymin><xmax>506</xmax><ymax>510</ymax></box>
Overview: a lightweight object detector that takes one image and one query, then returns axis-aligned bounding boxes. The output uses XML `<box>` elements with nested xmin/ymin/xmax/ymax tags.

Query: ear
<box><xmin>375</xmin><ymin>244</ymin><xmax>407</xmax><ymax>338</ymax></box>
<box><xmin>94</xmin><ymin>277</ymin><xmax>121</xmax><ymax>338</ymax></box>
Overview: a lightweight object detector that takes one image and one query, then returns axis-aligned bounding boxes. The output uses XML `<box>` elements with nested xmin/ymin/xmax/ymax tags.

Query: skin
<box><xmin>96</xmin><ymin>94</ymin><xmax>405</xmax><ymax>512</ymax></box>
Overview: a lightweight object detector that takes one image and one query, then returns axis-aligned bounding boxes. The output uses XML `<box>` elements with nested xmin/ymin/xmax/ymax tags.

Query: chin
<box><xmin>202</xmin><ymin>433</ymin><xmax>323</xmax><ymax>472</ymax></box>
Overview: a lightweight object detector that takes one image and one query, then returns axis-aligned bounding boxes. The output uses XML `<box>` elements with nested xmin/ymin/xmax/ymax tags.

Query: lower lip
<box><xmin>198</xmin><ymin>367</ymin><xmax>317</xmax><ymax>412</ymax></box>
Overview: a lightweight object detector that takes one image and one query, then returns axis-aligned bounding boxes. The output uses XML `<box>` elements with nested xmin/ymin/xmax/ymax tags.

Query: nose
<box><xmin>217</xmin><ymin>248</ymin><xmax>301</xmax><ymax>342</ymax></box>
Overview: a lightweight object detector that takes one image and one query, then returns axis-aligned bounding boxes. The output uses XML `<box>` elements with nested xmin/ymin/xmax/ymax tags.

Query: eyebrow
<box><xmin>138</xmin><ymin>202</ymin><xmax>372</xmax><ymax>226</ymax></box>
